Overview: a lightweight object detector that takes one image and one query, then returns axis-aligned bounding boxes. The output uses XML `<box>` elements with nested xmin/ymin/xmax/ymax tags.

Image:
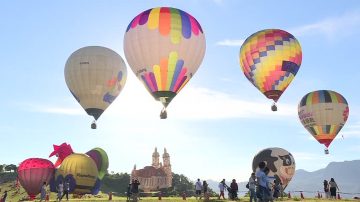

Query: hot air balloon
<box><xmin>124</xmin><ymin>7</ymin><xmax>206</xmax><ymax>119</ymax></box>
<box><xmin>252</xmin><ymin>147</ymin><xmax>295</xmax><ymax>188</ymax></box>
<box><xmin>17</xmin><ymin>158</ymin><xmax>55</xmax><ymax>200</ymax></box>
<box><xmin>298</xmin><ymin>90</ymin><xmax>349</xmax><ymax>154</ymax></box>
<box><xmin>49</xmin><ymin>143</ymin><xmax>74</xmax><ymax>167</ymax></box>
<box><xmin>65</xmin><ymin>46</ymin><xmax>127</xmax><ymax>128</ymax></box>
<box><xmin>239</xmin><ymin>29</ymin><xmax>302</xmax><ymax>111</ymax></box>
<box><xmin>86</xmin><ymin>148</ymin><xmax>109</xmax><ymax>180</ymax></box>
<box><xmin>55</xmin><ymin>153</ymin><xmax>99</xmax><ymax>194</ymax></box>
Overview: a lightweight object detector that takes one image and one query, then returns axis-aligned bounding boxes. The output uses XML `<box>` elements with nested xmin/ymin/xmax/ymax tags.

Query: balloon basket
<box><xmin>160</xmin><ymin>108</ymin><xmax>167</xmax><ymax>119</ymax></box>
<box><xmin>91</xmin><ymin>121</ymin><xmax>97</xmax><ymax>129</ymax></box>
<box><xmin>28</xmin><ymin>194</ymin><xmax>36</xmax><ymax>201</ymax></box>
<box><xmin>324</xmin><ymin>148</ymin><xmax>329</xmax><ymax>154</ymax></box>
<box><xmin>271</xmin><ymin>103</ymin><xmax>277</xmax><ymax>111</ymax></box>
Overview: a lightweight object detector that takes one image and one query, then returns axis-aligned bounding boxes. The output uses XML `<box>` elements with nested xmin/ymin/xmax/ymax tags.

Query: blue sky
<box><xmin>1</xmin><ymin>0</ymin><xmax>360</xmax><ymax>182</ymax></box>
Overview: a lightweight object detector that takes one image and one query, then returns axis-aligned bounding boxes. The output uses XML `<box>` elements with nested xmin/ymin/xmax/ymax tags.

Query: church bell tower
<box><xmin>152</xmin><ymin>147</ymin><xmax>160</xmax><ymax>168</ymax></box>
<box><xmin>162</xmin><ymin>148</ymin><xmax>172</xmax><ymax>187</ymax></box>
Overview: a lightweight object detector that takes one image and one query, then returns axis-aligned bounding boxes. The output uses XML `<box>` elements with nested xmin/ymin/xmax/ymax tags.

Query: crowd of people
<box><xmin>126</xmin><ymin>179</ymin><xmax>140</xmax><ymax>201</ymax></box>
<box><xmin>194</xmin><ymin>179</ymin><xmax>212</xmax><ymax>200</ymax></box>
<box><xmin>195</xmin><ymin>161</ymin><xmax>340</xmax><ymax>202</ymax></box>
<box><xmin>193</xmin><ymin>161</ymin><xmax>284</xmax><ymax>201</ymax></box>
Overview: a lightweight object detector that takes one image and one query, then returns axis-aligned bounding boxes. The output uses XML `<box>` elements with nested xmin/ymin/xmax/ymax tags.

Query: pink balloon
<box><xmin>18</xmin><ymin>158</ymin><xmax>55</xmax><ymax>200</ymax></box>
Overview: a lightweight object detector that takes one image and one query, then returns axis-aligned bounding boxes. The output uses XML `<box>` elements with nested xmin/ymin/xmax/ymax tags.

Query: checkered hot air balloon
<box><xmin>239</xmin><ymin>29</ymin><xmax>302</xmax><ymax>111</ymax></box>
<box><xmin>298</xmin><ymin>90</ymin><xmax>349</xmax><ymax>154</ymax></box>
<box><xmin>124</xmin><ymin>7</ymin><xmax>206</xmax><ymax>119</ymax></box>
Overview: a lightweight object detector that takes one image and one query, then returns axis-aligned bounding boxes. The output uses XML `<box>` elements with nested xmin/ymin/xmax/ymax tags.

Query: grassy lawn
<box><xmin>1</xmin><ymin>182</ymin><xmax>357</xmax><ymax>201</ymax></box>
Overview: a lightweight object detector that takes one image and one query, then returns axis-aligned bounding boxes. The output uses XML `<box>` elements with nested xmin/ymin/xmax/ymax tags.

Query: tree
<box><xmin>0</xmin><ymin>164</ymin><xmax>4</xmax><ymax>173</ymax></box>
<box><xmin>4</xmin><ymin>164</ymin><xmax>17</xmax><ymax>173</ymax></box>
<box><xmin>101</xmin><ymin>172</ymin><xmax>131</xmax><ymax>196</ymax></box>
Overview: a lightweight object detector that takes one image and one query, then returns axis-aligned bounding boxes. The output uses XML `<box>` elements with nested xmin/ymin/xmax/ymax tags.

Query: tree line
<box><xmin>100</xmin><ymin>172</ymin><xmax>217</xmax><ymax>197</ymax></box>
<box><xmin>0</xmin><ymin>164</ymin><xmax>17</xmax><ymax>173</ymax></box>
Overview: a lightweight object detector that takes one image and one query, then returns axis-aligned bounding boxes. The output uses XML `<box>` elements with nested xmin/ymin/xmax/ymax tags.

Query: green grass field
<box><xmin>1</xmin><ymin>182</ymin><xmax>358</xmax><ymax>202</ymax></box>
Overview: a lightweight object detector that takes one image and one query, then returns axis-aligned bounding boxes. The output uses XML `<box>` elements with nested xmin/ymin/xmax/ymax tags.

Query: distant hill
<box><xmin>207</xmin><ymin>160</ymin><xmax>360</xmax><ymax>199</ymax></box>
<box><xmin>286</xmin><ymin>160</ymin><xmax>360</xmax><ymax>198</ymax></box>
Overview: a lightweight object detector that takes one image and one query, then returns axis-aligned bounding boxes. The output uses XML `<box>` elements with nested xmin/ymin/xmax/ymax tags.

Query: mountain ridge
<box><xmin>206</xmin><ymin>160</ymin><xmax>360</xmax><ymax>199</ymax></box>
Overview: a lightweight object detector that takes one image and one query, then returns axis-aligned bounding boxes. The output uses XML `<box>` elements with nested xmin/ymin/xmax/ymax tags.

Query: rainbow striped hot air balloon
<box><xmin>298</xmin><ymin>90</ymin><xmax>349</xmax><ymax>154</ymax></box>
<box><xmin>124</xmin><ymin>7</ymin><xmax>206</xmax><ymax>118</ymax></box>
<box><xmin>240</xmin><ymin>29</ymin><xmax>302</xmax><ymax>111</ymax></box>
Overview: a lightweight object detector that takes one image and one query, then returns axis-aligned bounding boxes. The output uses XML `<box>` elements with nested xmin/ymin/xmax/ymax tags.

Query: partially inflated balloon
<box><xmin>18</xmin><ymin>158</ymin><xmax>55</xmax><ymax>200</ymax></box>
<box><xmin>65</xmin><ymin>46</ymin><xmax>127</xmax><ymax>125</ymax></box>
<box><xmin>298</xmin><ymin>90</ymin><xmax>349</xmax><ymax>149</ymax></box>
<box><xmin>124</xmin><ymin>7</ymin><xmax>206</xmax><ymax>117</ymax></box>
<box><xmin>56</xmin><ymin>154</ymin><xmax>98</xmax><ymax>194</ymax></box>
<box><xmin>86</xmin><ymin>148</ymin><xmax>109</xmax><ymax>180</ymax></box>
<box><xmin>252</xmin><ymin>147</ymin><xmax>295</xmax><ymax>188</ymax></box>
<box><xmin>240</xmin><ymin>29</ymin><xmax>302</xmax><ymax>110</ymax></box>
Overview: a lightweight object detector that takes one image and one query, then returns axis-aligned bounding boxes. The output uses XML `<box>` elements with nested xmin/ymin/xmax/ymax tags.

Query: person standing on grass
<box><xmin>218</xmin><ymin>179</ymin><xmax>227</xmax><ymax>200</ymax></box>
<box><xmin>230</xmin><ymin>179</ymin><xmax>238</xmax><ymax>200</ymax></box>
<box><xmin>329</xmin><ymin>178</ymin><xmax>339</xmax><ymax>199</ymax></box>
<box><xmin>195</xmin><ymin>178</ymin><xmax>202</xmax><ymax>200</ymax></box>
<box><xmin>61</xmin><ymin>179</ymin><xmax>70</xmax><ymax>201</ymax></box>
<box><xmin>126</xmin><ymin>183</ymin><xmax>132</xmax><ymax>201</ymax></box>
<box><xmin>203</xmin><ymin>180</ymin><xmax>209</xmax><ymax>200</ymax></box>
<box><xmin>1</xmin><ymin>190</ymin><xmax>7</xmax><ymax>202</ymax></box>
<box><xmin>256</xmin><ymin>162</ymin><xmax>266</xmax><ymax>202</ymax></box>
<box><xmin>249</xmin><ymin>173</ymin><xmax>257</xmax><ymax>202</ymax></box>
<box><xmin>273</xmin><ymin>180</ymin><xmax>281</xmax><ymax>199</ymax></box>
<box><xmin>56</xmin><ymin>180</ymin><xmax>64</xmax><ymax>201</ymax></box>
<box><xmin>323</xmin><ymin>179</ymin><xmax>330</xmax><ymax>199</ymax></box>
<box><xmin>40</xmin><ymin>182</ymin><xmax>47</xmax><ymax>202</ymax></box>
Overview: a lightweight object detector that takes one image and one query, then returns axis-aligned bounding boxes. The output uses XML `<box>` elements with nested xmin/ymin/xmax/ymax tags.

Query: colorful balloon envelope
<box><xmin>298</xmin><ymin>90</ymin><xmax>349</xmax><ymax>152</ymax></box>
<box><xmin>64</xmin><ymin>46</ymin><xmax>127</xmax><ymax>128</ymax></box>
<box><xmin>252</xmin><ymin>147</ymin><xmax>295</xmax><ymax>188</ymax></box>
<box><xmin>124</xmin><ymin>7</ymin><xmax>206</xmax><ymax>118</ymax></box>
<box><xmin>86</xmin><ymin>147</ymin><xmax>109</xmax><ymax>180</ymax></box>
<box><xmin>56</xmin><ymin>153</ymin><xmax>99</xmax><ymax>194</ymax></box>
<box><xmin>240</xmin><ymin>29</ymin><xmax>302</xmax><ymax>111</ymax></box>
<box><xmin>17</xmin><ymin>158</ymin><xmax>55</xmax><ymax>200</ymax></box>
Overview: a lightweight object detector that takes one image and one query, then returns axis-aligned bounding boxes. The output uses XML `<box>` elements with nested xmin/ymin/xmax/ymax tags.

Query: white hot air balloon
<box><xmin>65</xmin><ymin>46</ymin><xmax>127</xmax><ymax>129</ymax></box>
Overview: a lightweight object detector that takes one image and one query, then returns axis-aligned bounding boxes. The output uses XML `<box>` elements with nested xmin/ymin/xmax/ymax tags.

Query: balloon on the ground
<box><xmin>64</xmin><ymin>46</ymin><xmax>127</xmax><ymax>125</ymax></box>
<box><xmin>298</xmin><ymin>90</ymin><xmax>349</xmax><ymax>149</ymax></box>
<box><xmin>240</xmin><ymin>29</ymin><xmax>302</xmax><ymax>110</ymax></box>
<box><xmin>86</xmin><ymin>148</ymin><xmax>109</xmax><ymax>180</ymax></box>
<box><xmin>252</xmin><ymin>147</ymin><xmax>295</xmax><ymax>188</ymax></box>
<box><xmin>49</xmin><ymin>143</ymin><xmax>74</xmax><ymax>167</ymax></box>
<box><xmin>124</xmin><ymin>7</ymin><xmax>206</xmax><ymax>118</ymax></box>
<box><xmin>17</xmin><ymin>158</ymin><xmax>55</xmax><ymax>200</ymax></box>
<box><xmin>56</xmin><ymin>153</ymin><xmax>99</xmax><ymax>194</ymax></box>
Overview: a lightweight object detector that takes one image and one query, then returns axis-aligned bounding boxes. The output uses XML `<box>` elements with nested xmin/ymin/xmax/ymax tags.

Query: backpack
<box><xmin>246</xmin><ymin>183</ymin><xmax>249</xmax><ymax>189</ymax></box>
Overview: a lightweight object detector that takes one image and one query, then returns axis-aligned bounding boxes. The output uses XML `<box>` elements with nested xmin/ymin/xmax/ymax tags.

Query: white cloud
<box><xmin>292</xmin><ymin>152</ymin><xmax>323</xmax><ymax>161</ymax></box>
<box><xmin>36</xmin><ymin>106</ymin><xmax>83</xmax><ymax>115</ymax></box>
<box><xmin>27</xmin><ymin>72</ymin><xmax>297</xmax><ymax>121</ymax></box>
<box><xmin>335</xmin><ymin>121</ymin><xmax>360</xmax><ymax>139</ymax></box>
<box><xmin>347</xmin><ymin>145</ymin><xmax>360</xmax><ymax>152</ymax></box>
<box><xmin>216</xmin><ymin>39</ymin><xmax>245</xmax><ymax>47</ymax></box>
<box><xmin>290</xmin><ymin>11</ymin><xmax>360</xmax><ymax>38</ymax></box>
